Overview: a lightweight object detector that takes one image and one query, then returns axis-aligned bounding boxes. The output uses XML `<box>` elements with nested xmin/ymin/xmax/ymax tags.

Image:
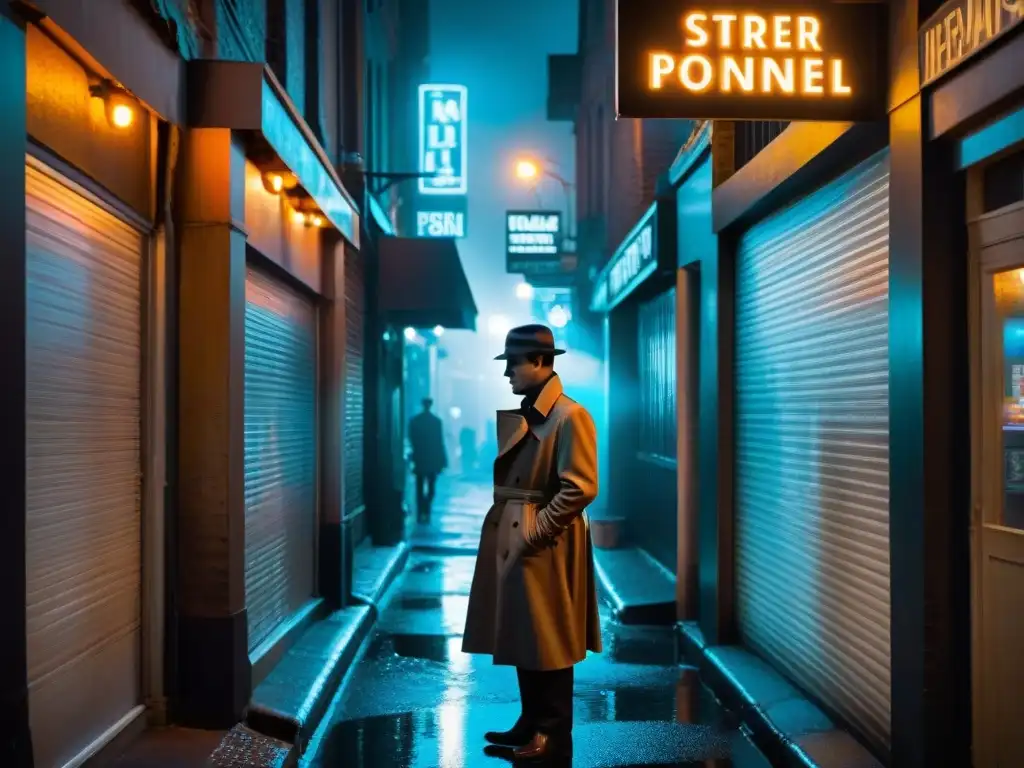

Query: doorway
<box><xmin>969</xmin><ymin>149</ymin><xmax>1024</xmax><ymax>767</ymax></box>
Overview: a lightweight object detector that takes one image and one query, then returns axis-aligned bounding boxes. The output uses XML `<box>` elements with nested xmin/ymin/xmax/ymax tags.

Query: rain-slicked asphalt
<box><xmin>301</xmin><ymin>477</ymin><xmax>773</xmax><ymax>767</ymax></box>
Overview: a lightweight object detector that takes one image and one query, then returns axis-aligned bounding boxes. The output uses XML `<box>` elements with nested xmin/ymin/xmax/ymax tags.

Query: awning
<box><xmin>379</xmin><ymin>237</ymin><xmax>478</xmax><ymax>330</ymax></box>
<box><xmin>186</xmin><ymin>60</ymin><xmax>360</xmax><ymax>247</ymax></box>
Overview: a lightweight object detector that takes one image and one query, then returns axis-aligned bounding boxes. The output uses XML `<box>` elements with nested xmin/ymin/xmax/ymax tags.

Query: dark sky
<box><xmin>428</xmin><ymin>0</ymin><xmax>579</xmax><ymax>316</ymax></box>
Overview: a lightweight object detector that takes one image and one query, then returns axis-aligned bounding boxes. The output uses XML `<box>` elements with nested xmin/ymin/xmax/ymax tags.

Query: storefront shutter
<box><xmin>638</xmin><ymin>287</ymin><xmax>677</xmax><ymax>463</ymax></box>
<box><xmin>344</xmin><ymin>245</ymin><xmax>366</xmax><ymax>517</ymax></box>
<box><xmin>734</xmin><ymin>151</ymin><xmax>891</xmax><ymax>750</ymax></box>
<box><xmin>25</xmin><ymin>161</ymin><xmax>144</xmax><ymax>768</ymax></box>
<box><xmin>244</xmin><ymin>265</ymin><xmax>318</xmax><ymax>651</ymax></box>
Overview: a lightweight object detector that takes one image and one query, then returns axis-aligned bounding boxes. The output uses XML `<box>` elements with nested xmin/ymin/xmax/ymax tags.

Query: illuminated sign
<box><xmin>609</xmin><ymin>224</ymin><xmax>654</xmax><ymax>299</ymax></box>
<box><xmin>416</xmin><ymin>211</ymin><xmax>466</xmax><ymax>238</ymax></box>
<box><xmin>615</xmin><ymin>0</ymin><xmax>887</xmax><ymax>121</ymax></box>
<box><xmin>418</xmin><ymin>84</ymin><xmax>467</xmax><ymax>195</ymax></box>
<box><xmin>506</xmin><ymin>210</ymin><xmax>563</xmax><ymax>275</ymax></box>
<box><xmin>591</xmin><ymin>200</ymin><xmax>675</xmax><ymax>312</ymax></box>
<box><xmin>920</xmin><ymin>0</ymin><xmax>1024</xmax><ymax>86</ymax></box>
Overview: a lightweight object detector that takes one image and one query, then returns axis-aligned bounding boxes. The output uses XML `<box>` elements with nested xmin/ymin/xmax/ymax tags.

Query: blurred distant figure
<box><xmin>408</xmin><ymin>398</ymin><xmax>447</xmax><ymax>523</ymax></box>
<box><xmin>479</xmin><ymin>417</ymin><xmax>498</xmax><ymax>473</ymax></box>
<box><xmin>460</xmin><ymin>426</ymin><xmax>478</xmax><ymax>475</ymax></box>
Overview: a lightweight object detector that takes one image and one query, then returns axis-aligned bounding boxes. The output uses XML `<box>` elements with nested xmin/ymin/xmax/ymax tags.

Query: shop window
<box><xmin>637</xmin><ymin>288</ymin><xmax>677</xmax><ymax>463</ymax></box>
<box><xmin>983</xmin><ymin>149</ymin><xmax>1024</xmax><ymax>213</ymax></box>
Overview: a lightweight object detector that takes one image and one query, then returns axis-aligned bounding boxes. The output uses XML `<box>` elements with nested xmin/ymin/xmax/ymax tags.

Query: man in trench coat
<box><xmin>462</xmin><ymin>324</ymin><xmax>602</xmax><ymax>762</ymax></box>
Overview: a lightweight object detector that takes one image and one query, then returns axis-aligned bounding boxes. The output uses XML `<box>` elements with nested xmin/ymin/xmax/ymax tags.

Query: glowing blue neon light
<box><xmin>416</xmin><ymin>211</ymin><xmax>466</xmax><ymax>238</ymax></box>
<box><xmin>418</xmin><ymin>84</ymin><xmax>468</xmax><ymax>196</ymax></box>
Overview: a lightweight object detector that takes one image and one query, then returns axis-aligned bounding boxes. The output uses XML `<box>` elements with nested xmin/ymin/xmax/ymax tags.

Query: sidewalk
<box><xmin>300</xmin><ymin>546</ymin><xmax>771</xmax><ymax>767</ymax></box>
<box><xmin>409</xmin><ymin>474</ymin><xmax>492</xmax><ymax>553</ymax></box>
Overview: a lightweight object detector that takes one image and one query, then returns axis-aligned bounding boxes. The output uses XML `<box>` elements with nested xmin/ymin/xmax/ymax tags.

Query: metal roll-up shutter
<box><xmin>344</xmin><ymin>245</ymin><xmax>365</xmax><ymax>517</ymax></box>
<box><xmin>25</xmin><ymin>161</ymin><xmax>144</xmax><ymax>768</ymax></box>
<box><xmin>244</xmin><ymin>265</ymin><xmax>318</xmax><ymax>651</ymax></box>
<box><xmin>735</xmin><ymin>151</ymin><xmax>891</xmax><ymax>749</ymax></box>
<box><xmin>638</xmin><ymin>287</ymin><xmax>677</xmax><ymax>463</ymax></box>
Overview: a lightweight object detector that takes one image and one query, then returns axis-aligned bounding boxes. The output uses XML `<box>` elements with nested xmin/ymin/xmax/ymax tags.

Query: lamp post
<box><xmin>513</xmin><ymin>157</ymin><xmax>576</xmax><ymax>250</ymax></box>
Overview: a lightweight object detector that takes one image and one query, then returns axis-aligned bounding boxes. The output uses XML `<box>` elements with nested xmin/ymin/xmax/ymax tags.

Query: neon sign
<box><xmin>416</xmin><ymin>211</ymin><xmax>466</xmax><ymax>238</ymax></box>
<box><xmin>648</xmin><ymin>14</ymin><xmax>852</xmax><ymax>97</ymax></box>
<box><xmin>506</xmin><ymin>210</ymin><xmax>563</xmax><ymax>275</ymax></box>
<box><xmin>615</xmin><ymin>0</ymin><xmax>886</xmax><ymax>121</ymax></box>
<box><xmin>418</xmin><ymin>84</ymin><xmax>468</xmax><ymax>196</ymax></box>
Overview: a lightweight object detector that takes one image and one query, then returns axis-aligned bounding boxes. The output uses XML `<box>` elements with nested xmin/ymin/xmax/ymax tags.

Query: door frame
<box><xmin>967</xmin><ymin>164</ymin><xmax>1024</xmax><ymax>767</ymax></box>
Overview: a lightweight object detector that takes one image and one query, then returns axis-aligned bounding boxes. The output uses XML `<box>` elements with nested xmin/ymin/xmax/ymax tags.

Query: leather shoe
<box><xmin>485</xmin><ymin>718</ymin><xmax>533</xmax><ymax>747</ymax></box>
<box><xmin>512</xmin><ymin>732</ymin><xmax>555</xmax><ymax>761</ymax></box>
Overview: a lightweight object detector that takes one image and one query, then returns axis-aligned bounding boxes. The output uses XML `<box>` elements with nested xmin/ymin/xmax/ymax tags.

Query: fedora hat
<box><xmin>494</xmin><ymin>324</ymin><xmax>566</xmax><ymax>361</ymax></box>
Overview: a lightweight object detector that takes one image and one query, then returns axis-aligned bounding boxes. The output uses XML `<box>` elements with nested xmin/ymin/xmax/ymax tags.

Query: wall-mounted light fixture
<box><xmin>263</xmin><ymin>171</ymin><xmax>299</xmax><ymax>195</ymax></box>
<box><xmin>305</xmin><ymin>213</ymin><xmax>323</xmax><ymax>228</ymax></box>
<box><xmin>88</xmin><ymin>80</ymin><xmax>137</xmax><ymax>130</ymax></box>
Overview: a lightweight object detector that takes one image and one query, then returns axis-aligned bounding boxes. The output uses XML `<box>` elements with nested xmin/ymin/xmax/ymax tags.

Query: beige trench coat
<box><xmin>462</xmin><ymin>375</ymin><xmax>603</xmax><ymax>670</ymax></box>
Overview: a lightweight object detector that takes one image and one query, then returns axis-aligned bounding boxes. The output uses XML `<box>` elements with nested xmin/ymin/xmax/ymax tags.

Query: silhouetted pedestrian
<box><xmin>408</xmin><ymin>398</ymin><xmax>447</xmax><ymax>523</ymax></box>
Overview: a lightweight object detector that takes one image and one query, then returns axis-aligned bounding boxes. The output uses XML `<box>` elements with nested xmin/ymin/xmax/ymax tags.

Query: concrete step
<box><xmin>593</xmin><ymin>546</ymin><xmax>676</xmax><ymax>625</ymax></box>
<box><xmin>678</xmin><ymin>622</ymin><xmax>883</xmax><ymax>768</ymax></box>
<box><xmin>245</xmin><ymin>606</ymin><xmax>374</xmax><ymax>756</ymax></box>
<box><xmin>351</xmin><ymin>541</ymin><xmax>411</xmax><ymax>606</ymax></box>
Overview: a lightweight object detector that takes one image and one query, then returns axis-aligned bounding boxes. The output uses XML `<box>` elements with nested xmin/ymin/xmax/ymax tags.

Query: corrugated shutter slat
<box><xmin>735</xmin><ymin>152</ymin><xmax>892</xmax><ymax>751</ymax></box>
<box><xmin>244</xmin><ymin>265</ymin><xmax>318</xmax><ymax>652</ymax></box>
<box><xmin>25</xmin><ymin>161</ymin><xmax>143</xmax><ymax>768</ymax></box>
<box><xmin>344</xmin><ymin>246</ymin><xmax>365</xmax><ymax>515</ymax></box>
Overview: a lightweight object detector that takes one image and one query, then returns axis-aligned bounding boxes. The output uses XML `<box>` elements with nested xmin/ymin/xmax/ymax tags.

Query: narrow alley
<box><xmin>299</xmin><ymin>478</ymin><xmax>773</xmax><ymax>767</ymax></box>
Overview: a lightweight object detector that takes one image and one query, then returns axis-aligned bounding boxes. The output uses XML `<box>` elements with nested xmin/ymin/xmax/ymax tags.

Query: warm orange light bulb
<box><xmin>111</xmin><ymin>103</ymin><xmax>134</xmax><ymax>129</ymax></box>
<box><xmin>269</xmin><ymin>174</ymin><xmax>284</xmax><ymax>193</ymax></box>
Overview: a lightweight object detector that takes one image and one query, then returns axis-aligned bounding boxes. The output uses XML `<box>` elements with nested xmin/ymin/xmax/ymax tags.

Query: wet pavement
<box><xmin>302</xmin><ymin>477</ymin><xmax>773</xmax><ymax>768</ymax></box>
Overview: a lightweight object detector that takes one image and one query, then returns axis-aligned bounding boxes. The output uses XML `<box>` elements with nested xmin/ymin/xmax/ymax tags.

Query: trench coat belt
<box><xmin>493</xmin><ymin>486</ymin><xmax>546</xmax><ymax>505</ymax></box>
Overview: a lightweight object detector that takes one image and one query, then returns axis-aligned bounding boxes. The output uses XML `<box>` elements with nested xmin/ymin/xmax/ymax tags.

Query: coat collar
<box><xmin>527</xmin><ymin>374</ymin><xmax>563</xmax><ymax>419</ymax></box>
<box><xmin>496</xmin><ymin>375</ymin><xmax>563</xmax><ymax>460</ymax></box>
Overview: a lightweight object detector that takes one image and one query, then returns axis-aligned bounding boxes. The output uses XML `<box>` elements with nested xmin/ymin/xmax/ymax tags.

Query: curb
<box><xmin>677</xmin><ymin>622</ymin><xmax>883</xmax><ymax>768</ymax></box>
<box><xmin>592</xmin><ymin>547</ymin><xmax>676</xmax><ymax>625</ymax></box>
<box><xmin>208</xmin><ymin>543</ymin><xmax>412</xmax><ymax>767</ymax></box>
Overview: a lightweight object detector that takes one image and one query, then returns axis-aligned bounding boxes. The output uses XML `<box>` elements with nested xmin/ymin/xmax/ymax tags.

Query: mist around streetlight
<box><xmin>515</xmin><ymin>158</ymin><xmax>539</xmax><ymax>181</ymax></box>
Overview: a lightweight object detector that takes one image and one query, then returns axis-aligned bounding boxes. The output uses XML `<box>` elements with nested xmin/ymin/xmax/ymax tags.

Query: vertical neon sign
<box><xmin>418</xmin><ymin>84</ymin><xmax>468</xmax><ymax>196</ymax></box>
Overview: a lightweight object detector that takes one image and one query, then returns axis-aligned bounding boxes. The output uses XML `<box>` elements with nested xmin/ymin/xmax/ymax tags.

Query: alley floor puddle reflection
<box><xmin>303</xmin><ymin>484</ymin><xmax>770</xmax><ymax>767</ymax></box>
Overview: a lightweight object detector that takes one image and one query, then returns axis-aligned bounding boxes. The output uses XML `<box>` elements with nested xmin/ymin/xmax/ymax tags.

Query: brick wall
<box><xmin>576</xmin><ymin>0</ymin><xmax>693</xmax><ymax>262</ymax></box>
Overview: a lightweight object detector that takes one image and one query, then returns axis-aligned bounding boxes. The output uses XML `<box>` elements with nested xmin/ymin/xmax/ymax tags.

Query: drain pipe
<box><xmin>143</xmin><ymin>122</ymin><xmax>179</xmax><ymax>725</ymax></box>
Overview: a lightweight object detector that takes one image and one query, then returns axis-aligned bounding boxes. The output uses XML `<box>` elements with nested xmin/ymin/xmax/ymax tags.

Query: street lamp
<box><xmin>512</xmin><ymin>155</ymin><xmax>576</xmax><ymax>247</ymax></box>
<box><xmin>515</xmin><ymin>159</ymin><xmax>540</xmax><ymax>181</ymax></box>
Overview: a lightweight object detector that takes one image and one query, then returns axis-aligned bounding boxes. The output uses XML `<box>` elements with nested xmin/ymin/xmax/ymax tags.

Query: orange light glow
<box><xmin>268</xmin><ymin>174</ymin><xmax>284</xmax><ymax>193</ymax></box>
<box><xmin>110</xmin><ymin>103</ymin><xmax>134</xmax><ymax>129</ymax></box>
<box><xmin>291</xmin><ymin>210</ymin><xmax>306</xmax><ymax>225</ymax></box>
<box><xmin>515</xmin><ymin>159</ymin><xmax>539</xmax><ymax>181</ymax></box>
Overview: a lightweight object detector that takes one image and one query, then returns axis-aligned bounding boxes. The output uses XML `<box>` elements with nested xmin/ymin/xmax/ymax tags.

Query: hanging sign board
<box><xmin>919</xmin><ymin>0</ymin><xmax>1024</xmax><ymax>86</ymax></box>
<box><xmin>418</xmin><ymin>84</ymin><xmax>468</xmax><ymax>195</ymax></box>
<box><xmin>416</xmin><ymin>211</ymin><xmax>467</xmax><ymax>238</ymax></box>
<box><xmin>615</xmin><ymin>0</ymin><xmax>888</xmax><ymax>121</ymax></box>
<box><xmin>506</xmin><ymin>210</ymin><xmax>563</xmax><ymax>275</ymax></box>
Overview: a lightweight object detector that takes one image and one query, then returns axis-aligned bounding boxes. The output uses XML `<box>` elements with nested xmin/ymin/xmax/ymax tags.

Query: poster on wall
<box><xmin>615</xmin><ymin>0</ymin><xmax>887</xmax><ymax>121</ymax></box>
<box><xmin>418</xmin><ymin>84</ymin><xmax>468</xmax><ymax>196</ymax></box>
